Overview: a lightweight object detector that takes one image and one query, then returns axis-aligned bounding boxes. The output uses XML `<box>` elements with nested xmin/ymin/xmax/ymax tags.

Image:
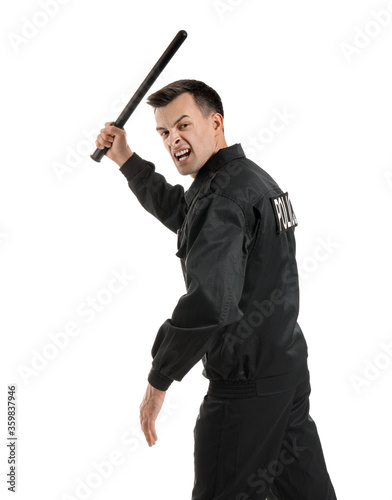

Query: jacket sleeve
<box><xmin>147</xmin><ymin>193</ymin><xmax>250</xmax><ymax>391</ymax></box>
<box><xmin>119</xmin><ymin>153</ymin><xmax>187</xmax><ymax>233</ymax></box>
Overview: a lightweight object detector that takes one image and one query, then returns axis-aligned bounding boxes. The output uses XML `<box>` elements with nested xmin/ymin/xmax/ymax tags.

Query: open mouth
<box><xmin>174</xmin><ymin>148</ymin><xmax>191</xmax><ymax>163</ymax></box>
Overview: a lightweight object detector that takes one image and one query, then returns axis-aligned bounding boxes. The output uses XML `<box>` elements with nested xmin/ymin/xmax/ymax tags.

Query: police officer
<box><xmin>95</xmin><ymin>80</ymin><xmax>338</xmax><ymax>499</ymax></box>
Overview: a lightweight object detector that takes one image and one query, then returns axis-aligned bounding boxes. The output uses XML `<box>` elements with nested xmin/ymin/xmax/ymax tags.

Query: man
<box><xmin>95</xmin><ymin>80</ymin><xmax>337</xmax><ymax>499</ymax></box>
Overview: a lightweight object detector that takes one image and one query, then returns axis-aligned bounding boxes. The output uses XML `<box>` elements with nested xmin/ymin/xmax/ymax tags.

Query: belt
<box><xmin>207</xmin><ymin>365</ymin><xmax>309</xmax><ymax>399</ymax></box>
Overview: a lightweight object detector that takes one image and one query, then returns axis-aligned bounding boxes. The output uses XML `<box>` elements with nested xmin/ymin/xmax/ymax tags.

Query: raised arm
<box><xmin>95</xmin><ymin>122</ymin><xmax>187</xmax><ymax>233</ymax></box>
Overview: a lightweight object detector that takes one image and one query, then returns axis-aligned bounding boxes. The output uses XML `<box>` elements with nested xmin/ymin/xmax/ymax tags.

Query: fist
<box><xmin>95</xmin><ymin>122</ymin><xmax>133</xmax><ymax>166</ymax></box>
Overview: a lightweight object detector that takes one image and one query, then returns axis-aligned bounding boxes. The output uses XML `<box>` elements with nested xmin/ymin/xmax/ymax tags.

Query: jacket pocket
<box><xmin>175</xmin><ymin>243</ymin><xmax>187</xmax><ymax>259</ymax></box>
<box><xmin>175</xmin><ymin>229</ymin><xmax>187</xmax><ymax>258</ymax></box>
<box><xmin>176</xmin><ymin>221</ymin><xmax>188</xmax><ymax>258</ymax></box>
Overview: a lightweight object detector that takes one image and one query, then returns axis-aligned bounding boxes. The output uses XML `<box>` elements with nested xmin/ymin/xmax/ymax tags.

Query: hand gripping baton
<box><xmin>90</xmin><ymin>30</ymin><xmax>188</xmax><ymax>162</ymax></box>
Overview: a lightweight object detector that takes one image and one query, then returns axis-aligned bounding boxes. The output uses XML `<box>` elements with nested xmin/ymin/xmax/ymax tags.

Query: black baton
<box><xmin>91</xmin><ymin>30</ymin><xmax>188</xmax><ymax>162</ymax></box>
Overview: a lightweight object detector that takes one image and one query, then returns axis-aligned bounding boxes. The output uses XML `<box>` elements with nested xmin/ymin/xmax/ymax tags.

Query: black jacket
<box><xmin>120</xmin><ymin>144</ymin><xmax>308</xmax><ymax>393</ymax></box>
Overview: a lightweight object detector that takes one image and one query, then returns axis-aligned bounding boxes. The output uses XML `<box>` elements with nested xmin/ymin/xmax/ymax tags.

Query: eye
<box><xmin>161</xmin><ymin>131</ymin><xmax>169</xmax><ymax>137</ymax></box>
<box><xmin>180</xmin><ymin>123</ymin><xmax>189</xmax><ymax>129</ymax></box>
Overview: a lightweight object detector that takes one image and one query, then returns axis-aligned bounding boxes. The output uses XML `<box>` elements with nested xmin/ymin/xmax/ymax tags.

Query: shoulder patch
<box><xmin>270</xmin><ymin>192</ymin><xmax>298</xmax><ymax>234</ymax></box>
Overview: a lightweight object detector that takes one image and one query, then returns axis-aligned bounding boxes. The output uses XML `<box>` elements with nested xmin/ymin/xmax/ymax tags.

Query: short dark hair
<box><xmin>146</xmin><ymin>79</ymin><xmax>224</xmax><ymax>118</ymax></box>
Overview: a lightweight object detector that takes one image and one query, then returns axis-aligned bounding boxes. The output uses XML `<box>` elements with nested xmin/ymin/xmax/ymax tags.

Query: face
<box><xmin>155</xmin><ymin>92</ymin><xmax>225</xmax><ymax>178</ymax></box>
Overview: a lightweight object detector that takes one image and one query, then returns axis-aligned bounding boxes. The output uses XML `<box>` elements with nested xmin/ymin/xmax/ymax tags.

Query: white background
<box><xmin>1</xmin><ymin>0</ymin><xmax>392</xmax><ymax>498</ymax></box>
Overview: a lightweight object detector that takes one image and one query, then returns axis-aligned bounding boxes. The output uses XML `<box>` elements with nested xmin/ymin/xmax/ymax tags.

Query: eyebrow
<box><xmin>156</xmin><ymin>114</ymin><xmax>191</xmax><ymax>131</ymax></box>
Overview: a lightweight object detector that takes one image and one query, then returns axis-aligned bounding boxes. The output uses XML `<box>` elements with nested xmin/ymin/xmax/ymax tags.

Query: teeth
<box><xmin>175</xmin><ymin>148</ymin><xmax>189</xmax><ymax>157</ymax></box>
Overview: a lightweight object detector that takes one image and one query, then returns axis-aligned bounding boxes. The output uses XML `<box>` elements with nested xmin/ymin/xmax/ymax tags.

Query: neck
<box><xmin>216</xmin><ymin>134</ymin><xmax>228</xmax><ymax>151</ymax></box>
<box><xmin>190</xmin><ymin>138</ymin><xmax>230</xmax><ymax>179</ymax></box>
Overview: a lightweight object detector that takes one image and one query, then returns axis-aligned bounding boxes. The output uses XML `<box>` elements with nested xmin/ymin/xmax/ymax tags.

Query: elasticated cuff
<box><xmin>147</xmin><ymin>368</ymin><xmax>173</xmax><ymax>391</ymax></box>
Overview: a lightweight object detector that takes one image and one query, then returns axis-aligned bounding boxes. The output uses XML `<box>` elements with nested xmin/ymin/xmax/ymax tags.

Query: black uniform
<box><xmin>120</xmin><ymin>144</ymin><xmax>337</xmax><ymax>499</ymax></box>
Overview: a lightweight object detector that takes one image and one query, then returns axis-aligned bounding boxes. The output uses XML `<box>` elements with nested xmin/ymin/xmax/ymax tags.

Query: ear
<box><xmin>211</xmin><ymin>113</ymin><xmax>224</xmax><ymax>134</ymax></box>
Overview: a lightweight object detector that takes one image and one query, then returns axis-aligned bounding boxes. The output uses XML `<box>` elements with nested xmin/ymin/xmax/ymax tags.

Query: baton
<box><xmin>90</xmin><ymin>30</ymin><xmax>188</xmax><ymax>162</ymax></box>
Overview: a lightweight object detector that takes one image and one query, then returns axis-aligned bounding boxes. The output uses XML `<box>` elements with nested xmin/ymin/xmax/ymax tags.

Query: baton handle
<box><xmin>91</xmin><ymin>30</ymin><xmax>187</xmax><ymax>163</ymax></box>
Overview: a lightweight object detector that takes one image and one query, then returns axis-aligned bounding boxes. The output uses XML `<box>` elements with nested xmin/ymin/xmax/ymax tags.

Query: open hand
<box><xmin>139</xmin><ymin>383</ymin><xmax>166</xmax><ymax>446</ymax></box>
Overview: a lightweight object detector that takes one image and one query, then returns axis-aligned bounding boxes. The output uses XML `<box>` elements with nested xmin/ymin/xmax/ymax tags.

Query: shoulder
<box><xmin>209</xmin><ymin>155</ymin><xmax>282</xmax><ymax>208</ymax></box>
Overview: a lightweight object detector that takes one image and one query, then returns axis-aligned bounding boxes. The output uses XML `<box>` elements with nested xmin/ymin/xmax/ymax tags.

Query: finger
<box><xmin>104</xmin><ymin>122</ymin><xmax>116</xmax><ymax>133</ymax></box>
<box><xmin>146</xmin><ymin>431</ymin><xmax>154</xmax><ymax>447</ymax></box>
<box><xmin>141</xmin><ymin>417</ymin><xmax>157</xmax><ymax>447</ymax></box>
<box><xmin>95</xmin><ymin>137</ymin><xmax>109</xmax><ymax>149</ymax></box>
<box><xmin>146</xmin><ymin>417</ymin><xmax>158</xmax><ymax>445</ymax></box>
<box><xmin>150</xmin><ymin>420</ymin><xmax>158</xmax><ymax>443</ymax></box>
<box><xmin>97</xmin><ymin>134</ymin><xmax>113</xmax><ymax>149</ymax></box>
<box><xmin>142</xmin><ymin>425</ymin><xmax>153</xmax><ymax>446</ymax></box>
<box><xmin>146</xmin><ymin>423</ymin><xmax>156</xmax><ymax>446</ymax></box>
<box><xmin>100</xmin><ymin>129</ymin><xmax>114</xmax><ymax>142</ymax></box>
<box><xmin>106</xmin><ymin>124</ymin><xmax>125</xmax><ymax>137</ymax></box>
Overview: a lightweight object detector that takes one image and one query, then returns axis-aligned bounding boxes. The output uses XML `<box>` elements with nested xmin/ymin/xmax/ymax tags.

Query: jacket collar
<box><xmin>184</xmin><ymin>143</ymin><xmax>245</xmax><ymax>206</ymax></box>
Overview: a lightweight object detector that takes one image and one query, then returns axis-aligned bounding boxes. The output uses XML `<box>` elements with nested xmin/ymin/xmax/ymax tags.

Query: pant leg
<box><xmin>191</xmin><ymin>373</ymin><xmax>337</xmax><ymax>500</ymax></box>
<box><xmin>191</xmin><ymin>395</ymin><xmax>226</xmax><ymax>499</ymax></box>
<box><xmin>267</xmin><ymin>375</ymin><xmax>337</xmax><ymax>500</ymax></box>
<box><xmin>192</xmin><ymin>388</ymin><xmax>297</xmax><ymax>500</ymax></box>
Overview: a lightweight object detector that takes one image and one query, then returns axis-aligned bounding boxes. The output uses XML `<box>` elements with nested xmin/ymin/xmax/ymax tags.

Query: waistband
<box><xmin>207</xmin><ymin>365</ymin><xmax>309</xmax><ymax>399</ymax></box>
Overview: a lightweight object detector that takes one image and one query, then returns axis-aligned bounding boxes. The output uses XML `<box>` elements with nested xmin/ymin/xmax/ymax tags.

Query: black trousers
<box><xmin>191</xmin><ymin>371</ymin><xmax>337</xmax><ymax>499</ymax></box>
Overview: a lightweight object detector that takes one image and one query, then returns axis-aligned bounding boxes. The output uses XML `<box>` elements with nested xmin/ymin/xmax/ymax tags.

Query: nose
<box><xmin>169</xmin><ymin>130</ymin><xmax>181</xmax><ymax>149</ymax></box>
